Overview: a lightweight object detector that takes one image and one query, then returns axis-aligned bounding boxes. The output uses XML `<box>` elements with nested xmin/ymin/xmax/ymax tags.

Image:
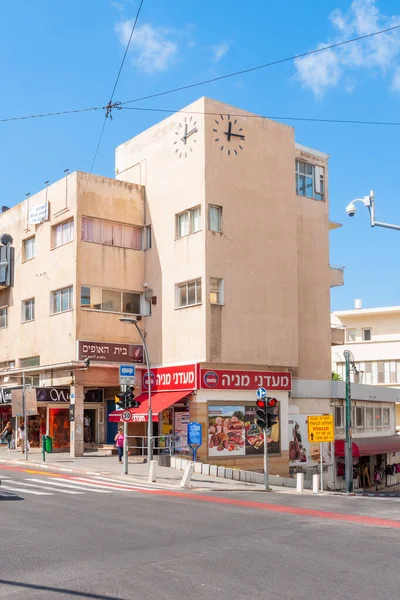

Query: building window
<box><xmin>81</xmin><ymin>286</ymin><xmax>141</xmax><ymax>315</ymax></box>
<box><xmin>383</xmin><ymin>408</ymin><xmax>390</xmax><ymax>426</ymax></box>
<box><xmin>23</xmin><ymin>237</ymin><xmax>35</xmax><ymax>261</ymax></box>
<box><xmin>346</xmin><ymin>329</ymin><xmax>356</xmax><ymax>342</ymax></box>
<box><xmin>366</xmin><ymin>407</ymin><xmax>373</xmax><ymax>427</ymax></box>
<box><xmin>210</xmin><ymin>278</ymin><xmax>224</xmax><ymax>305</ymax></box>
<box><xmin>52</xmin><ymin>287</ymin><xmax>73</xmax><ymax>314</ymax></box>
<box><xmin>146</xmin><ymin>225</ymin><xmax>152</xmax><ymax>249</ymax></box>
<box><xmin>375</xmin><ymin>407</ymin><xmax>382</xmax><ymax>426</ymax></box>
<box><xmin>377</xmin><ymin>361</ymin><xmax>384</xmax><ymax>384</ymax></box>
<box><xmin>176</xmin><ymin>279</ymin><xmax>202</xmax><ymax>308</ymax></box>
<box><xmin>20</xmin><ymin>356</ymin><xmax>40</xmax><ymax>368</ymax></box>
<box><xmin>209</xmin><ymin>205</ymin><xmax>222</xmax><ymax>232</ymax></box>
<box><xmin>0</xmin><ymin>306</ymin><xmax>7</xmax><ymax>328</ymax></box>
<box><xmin>295</xmin><ymin>160</ymin><xmax>324</xmax><ymax>200</ymax></box>
<box><xmin>53</xmin><ymin>219</ymin><xmax>74</xmax><ymax>249</ymax></box>
<box><xmin>335</xmin><ymin>406</ymin><xmax>343</xmax><ymax>427</ymax></box>
<box><xmin>176</xmin><ymin>207</ymin><xmax>201</xmax><ymax>238</ymax></box>
<box><xmin>22</xmin><ymin>298</ymin><xmax>35</xmax><ymax>322</ymax></box>
<box><xmin>0</xmin><ymin>360</ymin><xmax>15</xmax><ymax>369</ymax></box>
<box><xmin>362</xmin><ymin>328</ymin><xmax>371</xmax><ymax>341</ymax></box>
<box><xmin>81</xmin><ymin>217</ymin><xmax>142</xmax><ymax>250</ymax></box>
<box><xmin>355</xmin><ymin>406</ymin><xmax>364</xmax><ymax>427</ymax></box>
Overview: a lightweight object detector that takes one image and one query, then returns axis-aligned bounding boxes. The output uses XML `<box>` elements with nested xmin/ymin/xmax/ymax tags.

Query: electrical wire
<box><xmin>121</xmin><ymin>105</ymin><xmax>400</xmax><ymax>127</ymax></box>
<box><xmin>109</xmin><ymin>0</ymin><xmax>145</xmax><ymax>104</ymax></box>
<box><xmin>0</xmin><ymin>106</ymin><xmax>102</xmax><ymax>123</ymax></box>
<box><xmin>120</xmin><ymin>24</ymin><xmax>400</xmax><ymax>106</ymax></box>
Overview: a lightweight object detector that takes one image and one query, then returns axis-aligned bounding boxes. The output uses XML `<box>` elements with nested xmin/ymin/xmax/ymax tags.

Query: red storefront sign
<box><xmin>200</xmin><ymin>369</ymin><xmax>292</xmax><ymax>391</ymax></box>
<box><xmin>142</xmin><ymin>364</ymin><xmax>196</xmax><ymax>392</ymax></box>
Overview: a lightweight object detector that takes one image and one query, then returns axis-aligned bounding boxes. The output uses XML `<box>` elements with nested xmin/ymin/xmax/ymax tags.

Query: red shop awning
<box><xmin>335</xmin><ymin>436</ymin><xmax>400</xmax><ymax>458</ymax></box>
<box><xmin>108</xmin><ymin>391</ymin><xmax>190</xmax><ymax>423</ymax></box>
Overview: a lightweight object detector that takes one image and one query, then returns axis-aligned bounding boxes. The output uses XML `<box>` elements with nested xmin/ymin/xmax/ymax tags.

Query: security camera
<box><xmin>346</xmin><ymin>202</ymin><xmax>357</xmax><ymax>217</ymax></box>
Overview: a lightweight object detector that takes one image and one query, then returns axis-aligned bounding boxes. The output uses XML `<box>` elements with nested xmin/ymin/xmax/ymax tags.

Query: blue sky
<box><xmin>1</xmin><ymin>0</ymin><xmax>400</xmax><ymax>311</ymax></box>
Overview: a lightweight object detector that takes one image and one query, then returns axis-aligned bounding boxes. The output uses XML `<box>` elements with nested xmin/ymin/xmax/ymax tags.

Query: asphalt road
<box><xmin>1</xmin><ymin>465</ymin><xmax>399</xmax><ymax>600</ymax></box>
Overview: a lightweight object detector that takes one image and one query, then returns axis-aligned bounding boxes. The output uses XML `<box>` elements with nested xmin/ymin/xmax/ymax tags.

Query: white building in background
<box><xmin>331</xmin><ymin>299</ymin><xmax>400</xmax><ymax>430</ymax></box>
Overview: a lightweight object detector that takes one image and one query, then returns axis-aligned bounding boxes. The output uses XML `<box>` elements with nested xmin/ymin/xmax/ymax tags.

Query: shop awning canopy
<box><xmin>335</xmin><ymin>436</ymin><xmax>400</xmax><ymax>458</ymax></box>
<box><xmin>108</xmin><ymin>391</ymin><xmax>190</xmax><ymax>423</ymax></box>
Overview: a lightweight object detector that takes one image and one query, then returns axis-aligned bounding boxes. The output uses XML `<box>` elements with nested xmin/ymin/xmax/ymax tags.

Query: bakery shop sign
<box><xmin>78</xmin><ymin>341</ymin><xmax>144</xmax><ymax>364</ymax></box>
<box><xmin>200</xmin><ymin>369</ymin><xmax>291</xmax><ymax>391</ymax></box>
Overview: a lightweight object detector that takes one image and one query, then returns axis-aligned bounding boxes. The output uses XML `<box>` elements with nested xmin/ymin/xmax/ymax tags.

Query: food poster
<box><xmin>208</xmin><ymin>406</ymin><xmax>246</xmax><ymax>457</ymax></box>
<box><xmin>288</xmin><ymin>414</ymin><xmax>332</xmax><ymax>466</ymax></box>
<box><xmin>244</xmin><ymin>406</ymin><xmax>280</xmax><ymax>455</ymax></box>
<box><xmin>159</xmin><ymin>408</ymin><xmax>173</xmax><ymax>449</ymax></box>
<box><xmin>174</xmin><ymin>410</ymin><xmax>190</xmax><ymax>454</ymax></box>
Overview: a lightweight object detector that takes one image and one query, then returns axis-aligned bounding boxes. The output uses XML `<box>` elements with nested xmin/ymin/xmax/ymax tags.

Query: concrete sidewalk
<box><xmin>0</xmin><ymin>447</ymin><xmax>271</xmax><ymax>492</ymax></box>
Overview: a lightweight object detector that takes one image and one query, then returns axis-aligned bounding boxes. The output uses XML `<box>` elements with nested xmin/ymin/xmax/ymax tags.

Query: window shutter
<box><xmin>314</xmin><ymin>165</ymin><xmax>324</xmax><ymax>194</ymax></box>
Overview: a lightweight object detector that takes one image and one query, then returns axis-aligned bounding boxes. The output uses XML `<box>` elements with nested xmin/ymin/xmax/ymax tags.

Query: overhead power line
<box><xmin>120</xmin><ymin>24</ymin><xmax>400</xmax><ymax>105</ymax></box>
<box><xmin>121</xmin><ymin>105</ymin><xmax>400</xmax><ymax>127</ymax></box>
<box><xmin>0</xmin><ymin>106</ymin><xmax>102</xmax><ymax>123</ymax></box>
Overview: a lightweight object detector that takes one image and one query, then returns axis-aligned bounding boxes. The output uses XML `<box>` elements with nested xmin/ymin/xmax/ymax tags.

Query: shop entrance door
<box><xmin>49</xmin><ymin>408</ymin><xmax>70</xmax><ymax>450</ymax></box>
<box><xmin>84</xmin><ymin>409</ymin><xmax>96</xmax><ymax>443</ymax></box>
<box><xmin>107</xmin><ymin>401</ymin><xmax>118</xmax><ymax>444</ymax></box>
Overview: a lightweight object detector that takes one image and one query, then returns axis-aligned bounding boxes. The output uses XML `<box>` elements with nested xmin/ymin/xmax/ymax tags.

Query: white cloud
<box><xmin>115</xmin><ymin>21</ymin><xmax>178</xmax><ymax>73</ymax></box>
<box><xmin>212</xmin><ymin>41</ymin><xmax>230</xmax><ymax>62</ymax></box>
<box><xmin>294</xmin><ymin>0</ymin><xmax>400</xmax><ymax>97</ymax></box>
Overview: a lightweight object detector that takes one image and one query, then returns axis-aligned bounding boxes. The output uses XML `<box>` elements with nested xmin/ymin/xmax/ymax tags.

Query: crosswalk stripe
<box><xmin>71</xmin><ymin>476</ymin><xmax>160</xmax><ymax>491</ymax></box>
<box><xmin>25</xmin><ymin>478</ymin><xmax>112</xmax><ymax>493</ymax></box>
<box><xmin>4</xmin><ymin>479</ymin><xmax>83</xmax><ymax>495</ymax></box>
<box><xmin>56</xmin><ymin>477</ymin><xmax>138</xmax><ymax>491</ymax></box>
<box><xmin>0</xmin><ymin>484</ymin><xmax>52</xmax><ymax>496</ymax></box>
<box><xmin>87</xmin><ymin>475</ymin><xmax>162</xmax><ymax>490</ymax></box>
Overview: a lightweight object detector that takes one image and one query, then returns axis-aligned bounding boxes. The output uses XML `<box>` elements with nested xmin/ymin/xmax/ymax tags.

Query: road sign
<box><xmin>308</xmin><ymin>414</ymin><xmax>334</xmax><ymax>443</ymax></box>
<box><xmin>256</xmin><ymin>387</ymin><xmax>267</xmax><ymax>399</ymax></box>
<box><xmin>188</xmin><ymin>422</ymin><xmax>202</xmax><ymax>448</ymax></box>
<box><xmin>122</xmin><ymin>410</ymin><xmax>132</xmax><ymax>422</ymax></box>
<box><xmin>119</xmin><ymin>365</ymin><xmax>135</xmax><ymax>386</ymax></box>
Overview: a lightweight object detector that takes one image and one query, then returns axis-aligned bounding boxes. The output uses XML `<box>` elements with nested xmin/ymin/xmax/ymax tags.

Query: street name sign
<box><xmin>308</xmin><ymin>414</ymin><xmax>334</xmax><ymax>443</ymax></box>
<box><xmin>119</xmin><ymin>365</ymin><xmax>135</xmax><ymax>386</ymax></box>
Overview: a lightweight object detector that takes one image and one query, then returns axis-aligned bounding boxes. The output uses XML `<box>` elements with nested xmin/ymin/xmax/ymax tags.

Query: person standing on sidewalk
<box><xmin>17</xmin><ymin>423</ymin><xmax>28</xmax><ymax>454</ymax></box>
<box><xmin>114</xmin><ymin>428</ymin><xmax>124</xmax><ymax>463</ymax></box>
<box><xmin>1</xmin><ymin>421</ymin><xmax>13</xmax><ymax>451</ymax></box>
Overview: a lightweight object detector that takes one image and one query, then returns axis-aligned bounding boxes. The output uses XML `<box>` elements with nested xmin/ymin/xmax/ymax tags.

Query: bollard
<box><xmin>180</xmin><ymin>462</ymin><xmax>195</xmax><ymax>488</ymax></box>
<box><xmin>313</xmin><ymin>474</ymin><xmax>319</xmax><ymax>494</ymax></box>
<box><xmin>148</xmin><ymin>460</ymin><xmax>157</xmax><ymax>483</ymax></box>
<box><xmin>296</xmin><ymin>472</ymin><xmax>304</xmax><ymax>493</ymax></box>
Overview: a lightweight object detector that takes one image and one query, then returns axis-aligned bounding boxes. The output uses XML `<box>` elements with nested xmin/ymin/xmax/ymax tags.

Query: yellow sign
<box><xmin>308</xmin><ymin>414</ymin><xmax>334</xmax><ymax>443</ymax></box>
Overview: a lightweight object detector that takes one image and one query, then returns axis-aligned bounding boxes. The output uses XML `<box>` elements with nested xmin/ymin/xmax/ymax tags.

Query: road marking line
<box><xmin>70</xmin><ymin>476</ymin><xmax>162</xmax><ymax>491</ymax></box>
<box><xmin>80</xmin><ymin>475</ymin><xmax>163</xmax><ymax>490</ymax></box>
<box><xmin>25</xmin><ymin>478</ymin><xmax>112</xmax><ymax>493</ymax></box>
<box><xmin>0</xmin><ymin>484</ymin><xmax>52</xmax><ymax>496</ymax></box>
<box><xmin>4</xmin><ymin>479</ymin><xmax>83</xmax><ymax>494</ymax></box>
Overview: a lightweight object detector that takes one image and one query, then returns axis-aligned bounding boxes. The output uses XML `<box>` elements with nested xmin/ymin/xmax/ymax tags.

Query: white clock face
<box><xmin>213</xmin><ymin>114</ymin><xmax>245</xmax><ymax>156</ymax></box>
<box><xmin>173</xmin><ymin>116</ymin><xmax>198</xmax><ymax>158</ymax></box>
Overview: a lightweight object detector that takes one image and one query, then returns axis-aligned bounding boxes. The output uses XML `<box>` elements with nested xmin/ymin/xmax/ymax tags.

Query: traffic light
<box><xmin>256</xmin><ymin>399</ymin><xmax>267</xmax><ymax>429</ymax></box>
<box><xmin>266</xmin><ymin>397</ymin><xmax>278</xmax><ymax>429</ymax></box>
<box><xmin>126</xmin><ymin>387</ymin><xmax>140</xmax><ymax>409</ymax></box>
<box><xmin>115</xmin><ymin>393</ymin><xmax>127</xmax><ymax>409</ymax></box>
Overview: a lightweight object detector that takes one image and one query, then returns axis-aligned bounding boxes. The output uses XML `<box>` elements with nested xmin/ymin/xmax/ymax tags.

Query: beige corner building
<box><xmin>0</xmin><ymin>97</ymin><xmax>341</xmax><ymax>475</ymax></box>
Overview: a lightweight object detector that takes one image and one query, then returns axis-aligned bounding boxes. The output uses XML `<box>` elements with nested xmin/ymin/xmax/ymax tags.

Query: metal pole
<box><xmin>263</xmin><ymin>429</ymin><xmax>269</xmax><ymax>490</ymax></box>
<box><xmin>123</xmin><ymin>420</ymin><xmax>128</xmax><ymax>475</ymax></box>
<box><xmin>344</xmin><ymin>351</ymin><xmax>353</xmax><ymax>493</ymax></box>
<box><xmin>134</xmin><ymin>324</ymin><xmax>152</xmax><ymax>463</ymax></box>
<box><xmin>320</xmin><ymin>442</ymin><xmax>323</xmax><ymax>492</ymax></box>
<box><xmin>22</xmin><ymin>371</ymin><xmax>28</xmax><ymax>460</ymax></box>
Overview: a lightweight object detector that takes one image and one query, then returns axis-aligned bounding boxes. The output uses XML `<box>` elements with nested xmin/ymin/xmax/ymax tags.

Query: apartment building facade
<box><xmin>0</xmin><ymin>97</ymin><xmax>341</xmax><ymax>474</ymax></box>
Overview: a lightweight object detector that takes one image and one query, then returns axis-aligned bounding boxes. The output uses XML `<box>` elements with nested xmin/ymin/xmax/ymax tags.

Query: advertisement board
<box><xmin>288</xmin><ymin>414</ymin><xmax>332</xmax><ymax>467</ymax></box>
<box><xmin>200</xmin><ymin>368</ymin><xmax>291</xmax><ymax>391</ymax></box>
<box><xmin>208</xmin><ymin>404</ymin><xmax>280</xmax><ymax>458</ymax></box>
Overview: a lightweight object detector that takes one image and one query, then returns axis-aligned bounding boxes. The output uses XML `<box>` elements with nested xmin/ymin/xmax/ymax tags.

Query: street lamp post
<box><xmin>345</xmin><ymin>190</ymin><xmax>400</xmax><ymax>231</ymax></box>
<box><xmin>343</xmin><ymin>350</ymin><xmax>358</xmax><ymax>494</ymax></box>
<box><xmin>3</xmin><ymin>372</ymin><xmax>33</xmax><ymax>460</ymax></box>
<box><xmin>120</xmin><ymin>317</ymin><xmax>153</xmax><ymax>463</ymax></box>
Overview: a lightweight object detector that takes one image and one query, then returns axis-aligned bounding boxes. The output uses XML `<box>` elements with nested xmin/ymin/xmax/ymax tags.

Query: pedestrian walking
<box><xmin>17</xmin><ymin>423</ymin><xmax>29</xmax><ymax>454</ymax></box>
<box><xmin>114</xmin><ymin>427</ymin><xmax>124</xmax><ymax>463</ymax></box>
<box><xmin>1</xmin><ymin>421</ymin><xmax>13</xmax><ymax>451</ymax></box>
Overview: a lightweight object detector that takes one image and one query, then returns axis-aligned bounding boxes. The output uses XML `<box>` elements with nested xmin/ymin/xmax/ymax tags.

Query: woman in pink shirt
<box><xmin>114</xmin><ymin>428</ymin><xmax>124</xmax><ymax>463</ymax></box>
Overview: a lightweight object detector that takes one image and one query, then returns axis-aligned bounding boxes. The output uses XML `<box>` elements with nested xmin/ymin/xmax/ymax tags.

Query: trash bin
<box><xmin>45</xmin><ymin>435</ymin><xmax>53</xmax><ymax>453</ymax></box>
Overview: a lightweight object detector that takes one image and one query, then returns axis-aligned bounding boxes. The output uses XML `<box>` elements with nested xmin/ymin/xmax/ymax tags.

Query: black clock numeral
<box><xmin>179</xmin><ymin>153</ymin><xmax>182</xmax><ymax>158</ymax></box>
<box><xmin>185</xmin><ymin>152</ymin><xmax>187</xmax><ymax>158</ymax></box>
<box><xmin>228</xmin><ymin>150</ymin><xmax>231</xmax><ymax>156</ymax></box>
<box><xmin>213</xmin><ymin>129</ymin><xmax>217</xmax><ymax>132</ymax></box>
<box><xmin>190</xmin><ymin>147</ymin><xmax>193</xmax><ymax>152</ymax></box>
<box><xmin>238</xmin><ymin>128</ymin><xmax>243</xmax><ymax>132</ymax></box>
<box><xmin>220</xmin><ymin>146</ymin><xmax>224</xmax><ymax>151</ymax></box>
<box><xmin>175</xmin><ymin>132</ymin><xmax>179</xmax><ymax>135</ymax></box>
<box><xmin>220</xmin><ymin>115</ymin><xmax>224</xmax><ymax>120</ymax></box>
<box><xmin>215</xmin><ymin>138</ymin><xmax>219</xmax><ymax>141</ymax></box>
<box><xmin>215</xmin><ymin>120</ymin><xmax>219</xmax><ymax>125</ymax></box>
<box><xmin>239</xmin><ymin>145</ymin><xmax>243</xmax><ymax>150</ymax></box>
<box><xmin>234</xmin><ymin>149</ymin><xmax>238</xmax><ymax>155</ymax></box>
<box><xmin>174</xmin><ymin>141</ymin><xmax>177</xmax><ymax>145</ymax></box>
<box><xmin>234</xmin><ymin>119</ymin><xmax>237</xmax><ymax>124</ymax></box>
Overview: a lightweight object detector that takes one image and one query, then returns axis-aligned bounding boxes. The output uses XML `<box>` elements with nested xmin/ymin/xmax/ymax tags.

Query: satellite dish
<box><xmin>0</xmin><ymin>233</ymin><xmax>13</xmax><ymax>246</ymax></box>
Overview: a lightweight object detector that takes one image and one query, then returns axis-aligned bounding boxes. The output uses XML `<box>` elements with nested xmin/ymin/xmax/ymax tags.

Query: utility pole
<box><xmin>344</xmin><ymin>350</ymin><xmax>358</xmax><ymax>494</ymax></box>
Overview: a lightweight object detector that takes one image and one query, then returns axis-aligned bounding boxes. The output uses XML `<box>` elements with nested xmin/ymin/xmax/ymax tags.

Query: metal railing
<box><xmin>125</xmin><ymin>435</ymin><xmax>180</xmax><ymax>459</ymax></box>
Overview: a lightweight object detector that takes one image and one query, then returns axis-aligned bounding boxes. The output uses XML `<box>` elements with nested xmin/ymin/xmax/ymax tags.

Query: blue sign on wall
<box><xmin>188</xmin><ymin>422</ymin><xmax>202</xmax><ymax>448</ymax></box>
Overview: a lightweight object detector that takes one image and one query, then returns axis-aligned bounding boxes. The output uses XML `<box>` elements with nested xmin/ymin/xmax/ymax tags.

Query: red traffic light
<box><xmin>256</xmin><ymin>399</ymin><xmax>266</xmax><ymax>409</ymax></box>
<box><xmin>267</xmin><ymin>398</ymin><xmax>278</xmax><ymax>407</ymax></box>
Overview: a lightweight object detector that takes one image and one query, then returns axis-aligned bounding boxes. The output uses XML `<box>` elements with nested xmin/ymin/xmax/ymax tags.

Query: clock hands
<box><xmin>181</xmin><ymin>124</ymin><xmax>198</xmax><ymax>144</ymax></box>
<box><xmin>224</xmin><ymin>120</ymin><xmax>245</xmax><ymax>141</ymax></box>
